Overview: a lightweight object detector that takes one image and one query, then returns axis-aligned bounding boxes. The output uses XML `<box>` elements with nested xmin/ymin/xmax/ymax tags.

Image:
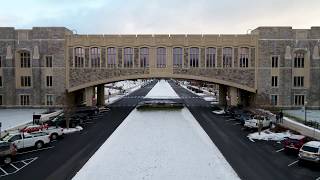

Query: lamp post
<box><xmin>304</xmin><ymin>101</ymin><xmax>307</xmax><ymax>125</ymax></box>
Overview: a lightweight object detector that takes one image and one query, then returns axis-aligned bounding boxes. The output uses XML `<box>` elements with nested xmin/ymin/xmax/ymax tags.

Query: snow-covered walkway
<box><xmin>73</xmin><ymin>80</ymin><xmax>240</xmax><ymax>180</ymax></box>
<box><xmin>144</xmin><ymin>80</ymin><xmax>180</xmax><ymax>99</ymax></box>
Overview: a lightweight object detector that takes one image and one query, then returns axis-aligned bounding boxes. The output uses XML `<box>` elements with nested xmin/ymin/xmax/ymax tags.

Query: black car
<box><xmin>46</xmin><ymin>112</ymin><xmax>88</xmax><ymax>128</ymax></box>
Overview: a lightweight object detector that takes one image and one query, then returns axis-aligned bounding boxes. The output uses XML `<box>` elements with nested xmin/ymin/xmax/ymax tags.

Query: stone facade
<box><xmin>0</xmin><ymin>26</ymin><xmax>319</xmax><ymax>108</ymax></box>
<box><xmin>0</xmin><ymin>27</ymin><xmax>72</xmax><ymax>107</ymax></box>
<box><xmin>253</xmin><ymin>27</ymin><xmax>320</xmax><ymax>108</ymax></box>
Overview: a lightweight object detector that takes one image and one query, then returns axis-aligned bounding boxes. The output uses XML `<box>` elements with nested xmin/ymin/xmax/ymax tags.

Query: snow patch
<box><xmin>63</xmin><ymin>126</ymin><xmax>83</xmax><ymax>134</ymax></box>
<box><xmin>247</xmin><ymin>129</ymin><xmax>292</xmax><ymax>141</ymax></box>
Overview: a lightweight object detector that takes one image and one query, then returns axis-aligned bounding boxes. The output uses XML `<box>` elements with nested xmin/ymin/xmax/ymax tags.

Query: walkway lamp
<box><xmin>304</xmin><ymin>101</ymin><xmax>307</xmax><ymax>125</ymax></box>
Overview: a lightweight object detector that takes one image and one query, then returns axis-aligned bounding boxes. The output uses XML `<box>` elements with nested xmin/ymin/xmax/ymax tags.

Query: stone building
<box><xmin>0</xmin><ymin>26</ymin><xmax>319</xmax><ymax>109</ymax></box>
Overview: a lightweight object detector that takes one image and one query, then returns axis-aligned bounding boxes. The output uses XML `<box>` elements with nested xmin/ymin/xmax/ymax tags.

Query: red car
<box><xmin>20</xmin><ymin>124</ymin><xmax>49</xmax><ymax>133</ymax></box>
<box><xmin>282</xmin><ymin>135</ymin><xmax>310</xmax><ymax>153</ymax></box>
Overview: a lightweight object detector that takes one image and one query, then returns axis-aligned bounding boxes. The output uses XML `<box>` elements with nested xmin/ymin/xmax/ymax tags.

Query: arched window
<box><xmin>124</xmin><ymin>48</ymin><xmax>133</xmax><ymax>68</ymax></box>
<box><xmin>206</xmin><ymin>48</ymin><xmax>216</xmax><ymax>68</ymax></box>
<box><xmin>190</xmin><ymin>47</ymin><xmax>199</xmax><ymax>68</ymax></box>
<box><xmin>173</xmin><ymin>48</ymin><xmax>183</xmax><ymax>68</ymax></box>
<box><xmin>74</xmin><ymin>47</ymin><xmax>85</xmax><ymax>68</ymax></box>
<box><xmin>157</xmin><ymin>47</ymin><xmax>166</xmax><ymax>68</ymax></box>
<box><xmin>107</xmin><ymin>47</ymin><xmax>117</xmax><ymax>68</ymax></box>
<box><xmin>20</xmin><ymin>51</ymin><xmax>31</xmax><ymax>68</ymax></box>
<box><xmin>140</xmin><ymin>47</ymin><xmax>149</xmax><ymax>68</ymax></box>
<box><xmin>239</xmin><ymin>47</ymin><xmax>249</xmax><ymax>68</ymax></box>
<box><xmin>294</xmin><ymin>51</ymin><xmax>305</xmax><ymax>68</ymax></box>
<box><xmin>223</xmin><ymin>47</ymin><xmax>233</xmax><ymax>68</ymax></box>
<box><xmin>90</xmin><ymin>47</ymin><xmax>101</xmax><ymax>68</ymax></box>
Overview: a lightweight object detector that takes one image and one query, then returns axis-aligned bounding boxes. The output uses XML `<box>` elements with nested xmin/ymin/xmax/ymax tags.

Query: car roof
<box><xmin>288</xmin><ymin>135</ymin><xmax>305</xmax><ymax>140</ymax></box>
<box><xmin>303</xmin><ymin>141</ymin><xmax>320</xmax><ymax>148</ymax></box>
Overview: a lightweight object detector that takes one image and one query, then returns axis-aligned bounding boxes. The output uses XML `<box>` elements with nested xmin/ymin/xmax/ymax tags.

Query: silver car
<box><xmin>298</xmin><ymin>141</ymin><xmax>320</xmax><ymax>163</ymax></box>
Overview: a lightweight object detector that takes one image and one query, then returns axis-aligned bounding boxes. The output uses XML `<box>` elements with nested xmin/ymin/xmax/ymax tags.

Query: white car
<box><xmin>244</xmin><ymin>115</ymin><xmax>272</xmax><ymax>129</ymax></box>
<box><xmin>298</xmin><ymin>141</ymin><xmax>320</xmax><ymax>164</ymax></box>
<box><xmin>2</xmin><ymin>132</ymin><xmax>51</xmax><ymax>149</ymax></box>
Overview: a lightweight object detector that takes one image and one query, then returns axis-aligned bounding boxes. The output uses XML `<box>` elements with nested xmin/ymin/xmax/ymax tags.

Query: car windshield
<box><xmin>1</xmin><ymin>134</ymin><xmax>14</xmax><ymax>142</ymax></box>
<box><xmin>301</xmin><ymin>145</ymin><xmax>319</xmax><ymax>153</ymax></box>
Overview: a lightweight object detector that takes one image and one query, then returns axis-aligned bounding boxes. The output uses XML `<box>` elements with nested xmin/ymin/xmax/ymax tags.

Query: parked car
<box><xmin>0</xmin><ymin>141</ymin><xmax>17</xmax><ymax>164</ymax></box>
<box><xmin>244</xmin><ymin>115</ymin><xmax>272</xmax><ymax>129</ymax></box>
<box><xmin>2</xmin><ymin>132</ymin><xmax>51</xmax><ymax>150</ymax></box>
<box><xmin>21</xmin><ymin>124</ymin><xmax>63</xmax><ymax>140</ymax></box>
<box><xmin>282</xmin><ymin>135</ymin><xmax>310</xmax><ymax>153</ymax></box>
<box><xmin>46</xmin><ymin>112</ymin><xmax>87</xmax><ymax>128</ymax></box>
<box><xmin>298</xmin><ymin>141</ymin><xmax>320</xmax><ymax>164</ymax></box>
<box><xmin>235</xmin><ymin>111</ymin><xmax>254</xmax><ymax>125</ymax></box>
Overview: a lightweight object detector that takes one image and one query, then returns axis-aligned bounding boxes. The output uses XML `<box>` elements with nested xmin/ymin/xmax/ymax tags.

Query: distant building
<box><xmin>0</xmin><ymin>26</ymin><xmax>319</xmax><ymax>109</ymax></box>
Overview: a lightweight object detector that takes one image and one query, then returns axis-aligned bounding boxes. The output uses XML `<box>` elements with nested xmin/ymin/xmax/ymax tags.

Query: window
<box><xmin>20</xmin><ymin>76</ymin><xmax>31</xmax><ymax>87</ymax></box>
<box><xmin>46</xmin><ymin>95</ymin><xmax>54</xmax><ymax>106</ymax></box>
<box><xmin>0</xmin><ymin>76</ymin><xmax>2</xmax><ymax>87</ymax></box>
<box><xmin>173</xmin><ymin>48</ymin><xmax>183</xmax><ymax>68</ymax></box>
<box><xmin>140</xmin><ymin>47</ymin><xmax>149</xmax><ymax>68</ymax></box>
<box><xmin>74</xmin><ymin>47</ymin><xmax>85</xmax><ymax>68</ymax></box>
<box><xmin>294</xmin><ymin>52</ymin><xmax>304</xmax><ymax>68</ymax></box>
<box><xmin>123</xmin><ymin>48</ymin><xmax>133</xmax><ymax>68</ymax></box>
<box><xmin>271</xmin><ymin>76</ymin><xmax>278</xmax><ymax>87</ymax></box>
<box><xmin>0</xmin><ymin>95</ymin><xmax>2</xmax><ymax>105</ymax></box>
<box><xmin>223</xmin><ymin>47</ymin><xmax>233</xmax><ymax>68</ymax></box>
<box><xmin>157</xmin><ymin>47</ymin><xmax>166</xmax><ymax>68</ymax></box>
<box><xmin>270</xmin><ymin>95</ymin><xmax>278</xmax><ymax>106</ymax></box>
<box><xmin>46</xmin><ymin>76</ymin><xmax>53</xmax><ymax>87</ymax></box>
<box><xmin>107</xmin><ymin>47</ymin><xmax>117</xmax><ymax>68</ymax></box>
<box><xmin>206</xmin><ymin>48</ymin><xmax>216</xmax><ymax>68</ymax></box>
<box><xmin>294</xmin><ymin>95</ymin><xmax>305</xmax><ymax>106</ymax></box>
<box><xmin>0</xmin><ymin>56</ymin><xmax>2</xmax><ymax>67</ymax></box>
<box><xmin>20</xmin><ymin>51</ymin><xmax>31</xmax><ymax>68</ymax></box>
<box><xmin>239</xmin><ymin>47</ymin><xmax>249</xmax><ymax>68</ymax></box>
<box><xmin>293</xmin><ymin>76</ymin><xmax>304</xmax><ymax>87</ymax></box>
<box><xmin>271</xmin><ymin>56</ymin><xmax>279</xmax><ymax>68</ymax></box>
<box><xmin>45</xmin><ymin>56</ymin><xmax>53</xmax><ymax>67</ymax></box>
<box><xmin>20</xmin><ymin>95</ymin><xmax>30</xmax><ymax>106</ymax></box>
<box><xmin>90</xmin><ymin>47</ymin><xmax>101</xmax><ymax>68</ymax></box>
<box><xmin>189</xmin><ymin>47</ymin><xmax>199</xmax><ymax>68</ymax></box>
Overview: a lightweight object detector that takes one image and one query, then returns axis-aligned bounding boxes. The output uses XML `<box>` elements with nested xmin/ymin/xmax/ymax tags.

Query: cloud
<box><xmin>1</xmin><ymin>0</ymin><xmax>320</xmax><ymax>34</ymax></box>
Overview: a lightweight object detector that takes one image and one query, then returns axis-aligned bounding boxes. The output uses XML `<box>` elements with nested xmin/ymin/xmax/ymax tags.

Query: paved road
<box><xmin>2</xmin><ymin>81</ymin><xmax>157</xmax><ymax>180</ymax></box>
<box><xmin>169</xmin><ymin>81</ymin><xmax>320</xmax><ymax>180</ymax></box>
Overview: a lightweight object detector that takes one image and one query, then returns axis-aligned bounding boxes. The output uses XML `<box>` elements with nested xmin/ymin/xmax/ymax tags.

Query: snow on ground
<box><xmin>144</xmin><ymin>80</ymin><xmax>180</xmax><ymax>99</ymax></box>
<box><xmin>63</xmin><ymin>126</ymin><xmax>83</xmax><ymax>134</ymax></box>
<box><xmin>0</xmin><ymin>109</ymin><xmax>46</xmax><ymax>131</ymax></box>
<box><xmin>73</xmin><ymin>108</ymin><xmax>240</xmax><ymax>180</ymax></box>
<box><xmin>284</xmin><ymin>109</ymin><xmax>320</xmax><ymax>123</ymax></box>
<box><xmin>247</xmin><ymin>129</ymin><xmax>292</xmax><ymax>141</ymax></box>
<box><xmin>212</xmin><ymin>110</ymin><xmax>225</xmax><ymax>115</ymax></box>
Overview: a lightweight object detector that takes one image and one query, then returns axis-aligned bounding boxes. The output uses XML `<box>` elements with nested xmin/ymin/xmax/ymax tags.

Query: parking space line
<box><xmin>276</xmin><ymin>148</ymin><xmax>284</xmax><ymax>152</ymax></box>
<box><xmin>0</xmin><ymin>167</ymin><xmax>8</xmax><ymax>175</ymax></box>
<box><xmin>21</xmin><ymin>161</ymin><xmax>28</xmax><ymax>165</ymax></box>
<box><xmin>10</xmin><ymin>163</ymin><xmax>19</xmax><ymax>170</ymax></box>
<box><xmin>17</xmin><ymin>146</ymin><xmax>54</xmax><ymax>155</ymax></box>
<box><xmin>232</xmin><ymin>122</ymin><xmax>241</xmax><ymax>125</ymax></box>
<box><xmin>288</xmin><ymin>160</ymin><xmax>299</xmax><ymax>167</ymax></box>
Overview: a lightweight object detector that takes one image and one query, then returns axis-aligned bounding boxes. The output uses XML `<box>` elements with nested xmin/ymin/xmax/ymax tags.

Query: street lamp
<box><xmin>304</xmin><ymin>101</ymin><xmax>308</xmax><ymax>125</ymax></box>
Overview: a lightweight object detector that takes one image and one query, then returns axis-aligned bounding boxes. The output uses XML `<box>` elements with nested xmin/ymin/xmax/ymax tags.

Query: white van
<box><xmin>244</xmin><ymin>115</ymin><xmax>272</xmax><ymax>129</ymax></box>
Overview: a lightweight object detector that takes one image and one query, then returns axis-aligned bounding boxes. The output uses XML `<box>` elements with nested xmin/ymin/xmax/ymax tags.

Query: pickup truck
<box><xmin>2</xmin><ymin>132</ymin><xmax>51</xmax><ymax>150</ymax></box>
<box><xmin>21</xmin><ymin>124</ymin><xmax>63</xmax><ymax>140</ymax></box>
<box><xmin>244</xmin><ymin>115</ymin><xmax>272</xmax><ymax>129</ymax></box>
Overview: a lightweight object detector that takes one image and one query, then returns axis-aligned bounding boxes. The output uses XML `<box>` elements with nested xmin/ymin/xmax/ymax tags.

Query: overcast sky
<box><xmin>1</xmin><ymin>0</ymin><xmax>319</xmax><ymax>34</ymax></box>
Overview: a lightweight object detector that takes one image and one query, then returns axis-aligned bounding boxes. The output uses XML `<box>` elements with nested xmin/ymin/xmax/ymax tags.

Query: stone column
<box><xmin>219</xmin><ymin>85</ymin><xmax>227</xmax><ymax>107</ymax></box>
<box><xmin>229</xmin><ymin>87</ymin><xmax>239</xmax><ymax>106</ymax></box>
<box><xmin>96</xmin><ymin>84</ymin><xmax>105</xmax><ymax>106</ymax></box>
<box><xmin>84</xmin><ymin>86</ymin><xmax>94</xmax><ymax>106</ymax></box>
